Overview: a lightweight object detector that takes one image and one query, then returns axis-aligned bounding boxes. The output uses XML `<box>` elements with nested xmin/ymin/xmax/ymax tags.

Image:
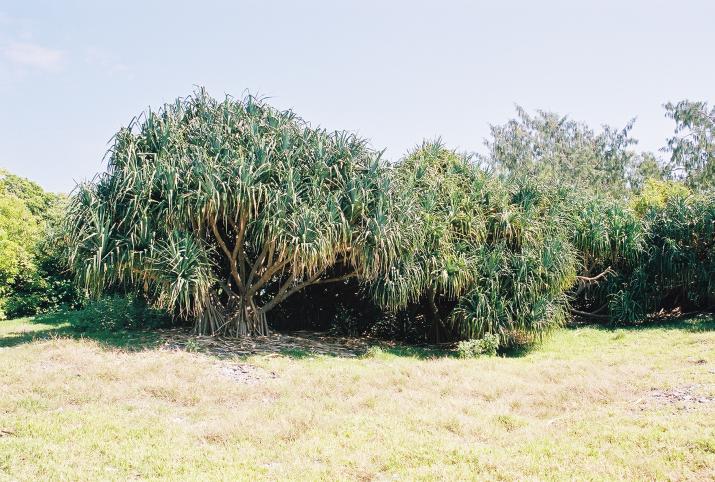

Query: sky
<box><xmin>1</xmin><ymin>0</ymin><xmax>714</xmax><ymax>193</ymax></box>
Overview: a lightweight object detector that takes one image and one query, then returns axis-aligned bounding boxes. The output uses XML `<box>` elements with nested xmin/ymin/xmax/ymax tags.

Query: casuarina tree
<box><xmin>67</xmin><ymin>89</ymin><xmax>404</xmax><ymax>336</ymax></box>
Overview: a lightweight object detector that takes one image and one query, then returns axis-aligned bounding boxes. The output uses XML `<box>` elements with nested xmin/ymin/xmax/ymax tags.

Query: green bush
<box><xmin>456</xmin><ymin>333</ymin><xmax>500</xmax><ymax>358</ymax></box>
<box><xmin>72</xmin><ymin>295</ymin><xmax>171</xmax><ymax>332</ymax></box>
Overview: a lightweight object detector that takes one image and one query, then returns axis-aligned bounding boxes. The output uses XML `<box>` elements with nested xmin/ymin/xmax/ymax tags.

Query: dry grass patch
<box><xmin>0</xmin><ymin>317</ymin><xmax>714</xmax><ymax>480</ymax></box>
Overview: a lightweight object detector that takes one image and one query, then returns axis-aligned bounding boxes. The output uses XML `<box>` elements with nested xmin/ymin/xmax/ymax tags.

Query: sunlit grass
<box><xmin>0</xmin><ymin>316</ymin><xmax>713</xmax><ymax>480</ymax></box>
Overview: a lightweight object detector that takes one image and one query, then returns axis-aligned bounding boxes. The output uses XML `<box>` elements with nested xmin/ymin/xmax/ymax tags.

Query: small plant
<box><xmin>331</xmin><ymin>303</ymin><xmax>362</xmax><ymax>336</ymax></box>
<box><xmin>457</xmin><ymin>333</ymin><xmax>500</xmax><ymax>358</ymax></box>
<box><xmin>184</xmin><ymin>339</ymin><xmax>201</xmax><ymax>353</ymax></box>
<box><xmin>362</xmin><ymin>345</ymin><xmax>385</xmax><ymax>358</ymax></box>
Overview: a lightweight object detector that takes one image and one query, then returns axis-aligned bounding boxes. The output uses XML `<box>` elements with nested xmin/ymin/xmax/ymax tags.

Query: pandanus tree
<box><xmin>66</xmin><ymin>89</ymin><xmax>403</xmax><ymax>336</ymax></box>
<box><xmin>374</xmin><ymin>141</ymin><xmax>577</xmax><ymax>343</ymax></box>
<box><xmin>569</xmin><ymin>181</ymin><xmax>715</xmax><ymax>323</ymax></box>
<box><xmin>566</xmin><ymin>193</ymin><xmax>646</xmax><ymax>321</ymax></box>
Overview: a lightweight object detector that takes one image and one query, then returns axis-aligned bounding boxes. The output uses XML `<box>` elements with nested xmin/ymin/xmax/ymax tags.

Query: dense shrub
<box><xmin>456</xmin><ymin>334</ymin><xmax>500</xmax><ymax>358</ymax></box>
<box><xmin>7</xmin><ymin>93</ymin><xmax>715</xmax><ymax>346</ymax></box>
<box><xmin>0</xmin><ymin>170</ymin><xmax>79</xmax><ymax>319</ymax></box>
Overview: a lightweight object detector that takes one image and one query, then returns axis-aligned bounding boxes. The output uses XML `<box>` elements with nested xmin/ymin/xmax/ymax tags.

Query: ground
<box><xmin>0</xmin><ymin>315</ymin><xmax>714</xmax><ymax>481</ymax></box>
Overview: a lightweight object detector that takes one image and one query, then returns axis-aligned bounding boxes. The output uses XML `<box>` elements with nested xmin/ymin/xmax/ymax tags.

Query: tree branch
<box><xmin>210</xmin><ymin>219</ymin><xmax>232</xmax><ymax>261</ymax></box>
<box><xmin>260</xmin><ymin>270</ymin><xmax>357</xmax><ymax>314</ymax></box>
<box><xmin>576</xmin><ymin>266</ymin><xmax>614</xmax><ymax>283</ymax></box>
<box><xmin>570</xmin><ymin>308</ymin><xmax>611</xmax><ymax>320</ymax></box>
<box><xmin>247</xmin><ymin>241</ymin><xmax>271</xmax><ymax>287</ymax></box>
<box><xmin>261</xmin><ymin>269</ymin><xmax>323</xmax><ymax>313</ymax></box>
<box><xmin>228</xmin><ymin>216</ymin><xmax>248</xmax><ymax>281</ymax></box>
<box><xmin>311</xmin><ymin>273</ymin><xmax>357</xmax><ymax>285</ymax></box>
<box><xmin>210</xmin><ymin>218</ymin><xmax>244</xmax><ymax>291</ymax></box>
<box><xmin>249</xmin><ymin>257</ymin><xmax>291</xmax><ymax>295</ymax></box>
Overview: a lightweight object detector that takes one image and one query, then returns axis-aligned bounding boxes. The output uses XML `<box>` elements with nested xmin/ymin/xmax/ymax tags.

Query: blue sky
<box><xmin>1</xmin><ymin>0</ymin><xmax>713</xmax><ymax>192</ymax></box>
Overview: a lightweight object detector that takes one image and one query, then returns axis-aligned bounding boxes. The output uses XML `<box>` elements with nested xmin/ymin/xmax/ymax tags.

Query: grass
<box><xmin>0</xmin><ymin>314</ymin><xmax>714</xmax><ymax>480</ymax></box>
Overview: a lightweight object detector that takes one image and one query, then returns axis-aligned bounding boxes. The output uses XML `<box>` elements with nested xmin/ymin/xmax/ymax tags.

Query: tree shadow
<box><xmin>12</xmin><ymin>310</ymin><xmax>707</xmax><ymax>360</ymax></box>
<box><xmin>1</xmin><ymin>312</ymin><xmax>457</xmax><ymax>359</ymax></box>
<box><xmin>569</xmin><ymin>313</ymin><xmax>715</xmax><ymax>334</ymax></box>
<box><xmin>0</xmin><ymin>310</ymin><xmax>161</xmax><ymax>350</ymax></box>
<box><xmin>374</xmin><ymin>344</ymin><xmax>456</xmax><ymax>360</ymax></box>
<box><xmin>157</xmin><ymin>329</ymin><xmax>457</xmax><ymax>360</ymax></box>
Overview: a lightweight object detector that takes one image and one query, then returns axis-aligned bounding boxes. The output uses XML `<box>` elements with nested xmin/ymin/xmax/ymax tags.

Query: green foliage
<box><xmin>66</xmin><ymin>89</ymin><xmax>404</xmax><ymax>336</ymax></box>
<box><xmin>72</xmin><ymin>295</ymin><xmax>171</xmax><ymax>332</ymax></box>
<box><xmin>0</xmin><ymin>193</ymin><xmax>40</xmax><ymax>289</ymax></box>
<box><xmin>482</xmin><ymin>106</ymin><xmax>641</xmax><ymax>196</ymax></box>
<box><xmin>376</xmin><ymin>141</ymin><xmax>577</xmax><ymax>344</ymax></box>
<box><xmin>570</xmin><ymin>185</ymin><xmax>715</xmax><ymax>324</ymax></box>
<box><xmin>570</xmin><ymin>194</ymin><xmax>644</xmax><ymax>270</ymax></box>
<box><xmin>640</xmin><ymin>191</ymin><xmax>715</xmax><ymax>309</ymax></box>
<box><xmin>630</xmin><ymin>179</ymin><xmax>690</xmax><ymax>216</ymax></box>
<box><xmin>0</xmin><ymin>169</ymin><xmax>60</xmax><ymax>221</ymax></box>
<box><xmin>665</xmin><ymin>100</ymin><xmax>715</xmax><ymax>190</ymax></box>
<box><xmin>0</xmin><ymin>170</ymin><xmax>77</xmax><ymax>319</ymax></box>
<box><xmin>456</xmin><ymin>333</ymin><xmax>500</xmax><ymax>358</ymax></box>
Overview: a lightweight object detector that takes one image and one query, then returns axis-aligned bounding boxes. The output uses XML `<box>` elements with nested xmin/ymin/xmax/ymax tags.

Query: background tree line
<box><xmin>3</xmin><ymin>92</ymin><xmax>714</xmax><ymax>347</ymax></box>
<box><xmin>0</xmin><ymin>169</ymin><xmax>79</xmax><ymax>319</ymax></box>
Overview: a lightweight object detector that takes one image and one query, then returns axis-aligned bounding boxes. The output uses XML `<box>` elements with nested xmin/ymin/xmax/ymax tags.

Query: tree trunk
<box><xmin>426</xmin><ymin>287</ymin><xmax>445</xmax><ymax>343</ymax></box>
<box><xmin>194</xmin><ymin>294</ymin><xmax>269</xmax><ymax>337</ymax></box>
<box><xmin>234</xmin><ymin>298</ymin><xmax>269</xmax><ymax>336</ymax></box>
<box><xmin>203</xmin><ymin>217</ymin><xmax>357</xmax><ymax>337</ymax></box>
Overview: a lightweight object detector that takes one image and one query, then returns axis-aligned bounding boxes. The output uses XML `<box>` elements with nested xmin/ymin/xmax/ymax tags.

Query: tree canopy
<box><xmin>665</xmin><ymin>100</ymin><xmax>715</xmax><ymax>190</ymax></box>
<box><xmin>55</xmin><ymin>92</ymin><xmax>715</xmax><ymax>343</ymax></box>
<box><xmin>481</xmin><ymin>106</ymin><xmax>659</xmax><ymax>196</ymax></box>
<box><xmin>0</xmin><ymin>169</ymin><xmax>74</xmax><ymax>319</ymax></box>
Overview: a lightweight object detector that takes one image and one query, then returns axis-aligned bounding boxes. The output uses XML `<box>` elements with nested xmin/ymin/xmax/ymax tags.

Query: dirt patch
<box><xmin>216</xmin><ymin>363</ymin><xmax>276</xmax><ymax>384</ymax></box>
<box><xmin>643</xmin><ymin>384</ymin><xmax>715</xmax><ymax>408</ymax></box>
<box><xmin>157</xmin><ymin>328</ymin><xmax>374</xmax><ymax>358</ymax></box>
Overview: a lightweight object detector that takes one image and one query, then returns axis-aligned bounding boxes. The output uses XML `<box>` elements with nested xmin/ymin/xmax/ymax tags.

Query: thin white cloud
<box><xmin>3</xmin><ymin>41</ymin><xmax>65</xmax><ymax>71</ymax></box>
<box><xmin>85</xmin><ymin>47</ymin><xmax>131</xmax><ymax>77</ymax></box>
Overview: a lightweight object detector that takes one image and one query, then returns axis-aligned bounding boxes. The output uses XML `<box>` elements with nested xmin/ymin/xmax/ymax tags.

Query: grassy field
<box><xmin>0</xmin><ymin>315</ymin><xmax>714</xmax><ymax>481</ymax></box>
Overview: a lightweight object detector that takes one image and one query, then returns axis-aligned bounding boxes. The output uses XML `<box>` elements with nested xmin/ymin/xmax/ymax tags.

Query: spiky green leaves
<box><xmin>569</xmin><ymin>183</ymin><xmax>715</xmax><ymax>323</ymax></box>
<box><xmin>378</xmin><ymin>141</ymin><xmax>577</xmax><ymax>343</ymax></box>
